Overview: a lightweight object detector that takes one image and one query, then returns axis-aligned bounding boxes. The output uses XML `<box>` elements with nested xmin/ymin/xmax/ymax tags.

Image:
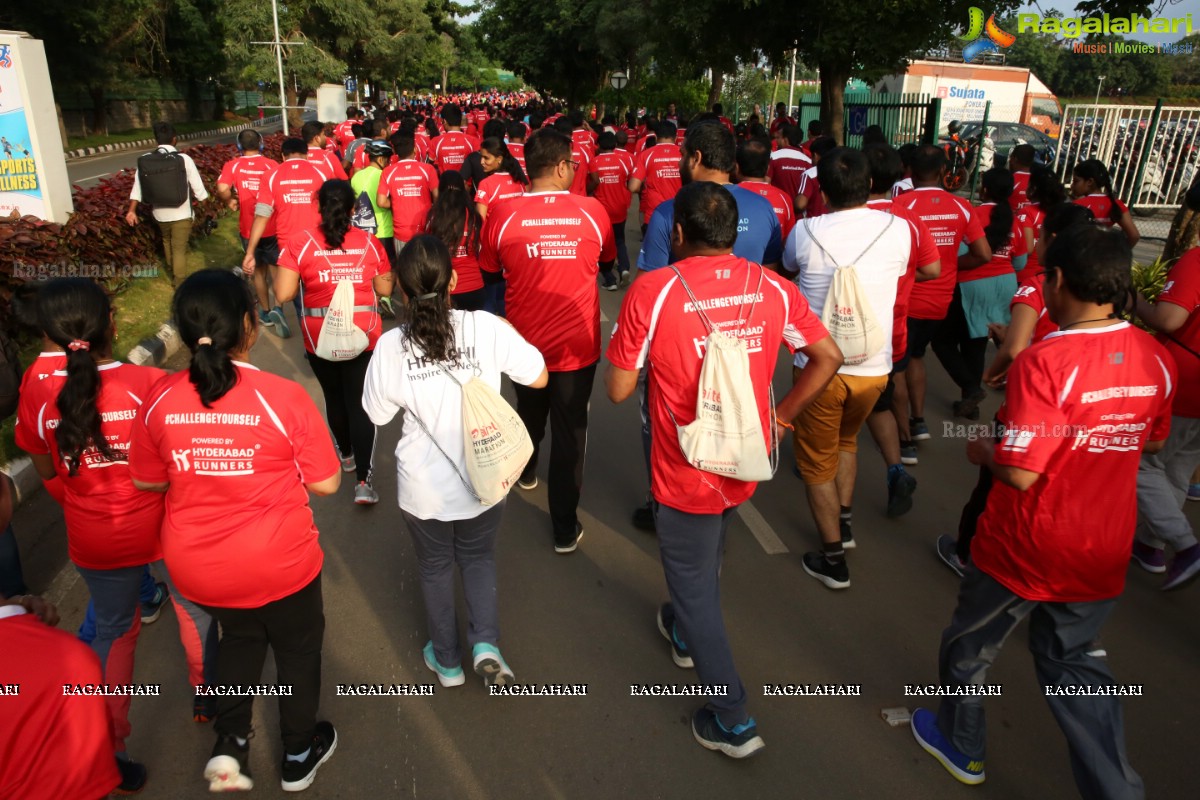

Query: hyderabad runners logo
<box><xmin>959</xmin><ymin>7</ymin><xmax>1016</xmax><ymax>62</ymax></box>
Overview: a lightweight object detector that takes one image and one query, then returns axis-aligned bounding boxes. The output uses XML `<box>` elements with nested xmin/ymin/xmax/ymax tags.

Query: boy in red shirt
<box><xmin>430</xmin><ymin>103</ymin><xmax>480</xmax><ymax>174</ymax></box>
<box><xmin>628</xmin><ymin>121</ymin><xmax>682</xmax><ymax>233</ymax></box>
<box><xmin>587</xmin><ymin>130</ymin><xmax>635</xmax><ymax>288</ymax></box>
<box><xmin>378</xmin><ymin>133</ymin><xmax>439</xmax><ymax>247</ymax></box>
<box><xmin>735</xmin><ymin>139</ymin><xmax>796</xmax><ymax>240</ymax></box>
<box><xmin>911</xmin><ymin>225</ymin><xmax>1168</xmax><ymax>797</ymax></box>
<box><xmin>302</xmin><ymin>120</ymin><xmax>348</xmax><ymax>180</ymax></box>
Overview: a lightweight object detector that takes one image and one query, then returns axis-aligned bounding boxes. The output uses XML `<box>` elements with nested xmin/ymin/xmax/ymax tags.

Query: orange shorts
<box><xmin>792</xmin><ymin>369</ymin><xmax>887</xmax><ymax>484</ymax></box>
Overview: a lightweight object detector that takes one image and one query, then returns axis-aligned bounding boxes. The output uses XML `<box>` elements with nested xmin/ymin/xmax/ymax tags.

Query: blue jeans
<box><xmin>79</xmin><ymin>565</ymin><xmax>157</xmax><ymax>644</ymax></box>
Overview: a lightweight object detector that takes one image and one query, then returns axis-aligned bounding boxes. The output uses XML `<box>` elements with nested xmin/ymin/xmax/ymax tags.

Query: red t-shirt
<box><xmin>430</xmin><ymin>131</ymin><xmax>479</xmax><ymax>174</ymax></box>
<box><xmin>1011</xmin><ymin>170</ymin><xmax>1031</xmax><ymax>210</ymax></box>
<box><xmin>632</xmin><ymin>144</ymin><xmax>683</xmax><ymax>224</ymax></box>
<box><xmin>767</xmin><ymin>147</ymin><xmax>811</xmax><ymax>199</ymax></box>
<box><xmin>18</xmin><ymin>352</ymin><xmax>66</xmax><ymax>395</ymax></box>
<box><xmin>127</xmin><ymin>365</ymin><xmax>340</xmax><ymax>608</ymax></box>
<box><xmin>0</xmin><ymin>613</ymin><xmax>121</xmax><ymax>800</ymax></box>
<box><xmin>379</xmin><ymin>159</ymin><xmax>438</xmax><ymax>242</ymax></box>
<box><xmin>1074</xmin><ymin>194</ymin><xmax>1129</xmax><ymax>227</ymax></box>
<box><xmin>897</xmin><ymin>187</ymin><xmax>986</xmax><ymax>320</ymax></box>
<box><xmin>674</xmin><ymin>130</ymin><xmax>687</xmax><ymax>147</ymax></box>
<box><xmin>449</xmin><ymin>218</ymin><xmax>484</xmax><ymax>295</ymax></box>
<box><xmin>1154</xmin><ymin>248</ymin><xmax>1200</xmax><ymax>418</ymax></box>
<box><xmin>769</xmin><ymin>115</ymin><xmax>796</xmax><ymax>138</ymax></box>
<box><xmin>277</xmin><ymin>226</ymin><xmax>390</xmax><ymax>355</ymax></box>
<box><xmin>412</xmin><ymin>133</ymin><xmax>430</xmax><ymax>163</ymax></box>
<box><xmin>1011</xmin><ymin>272</ymin><xmax>1056</xmax><ymax>345</ymax></box>
<box><xmin>508</xmin><ymin>142</ymin><xmax>526</xmax><ymax>172</ymax></box>
<box><xmin>571</xmin><ymin>129</ymin><xmax>598</xmax><ymax>159</ymax></box>
<box><xmin>741</xmin><ymin>181</ymin><xmax>797</xmax><ymax>240</ymax></box>
<box><xmin>589</xmin><ymin>150</ymin><xmax>635</xmax><ymax>224</ymax></box>
<box><xmin>474</xmin><ymin>172</ymin><xmax>525</xmax><ymax>213</ymax></box>
<box><xmin>1016</xmin><ymin>202</ymin><xmax>1046</xmax><ymax>274</ymax></box>
<box><xmin>962</xmin><ymin>203</ymin><xmax>1028</xmax><ymax>282</ymax></box>
<box><xmin>219</xmin><ymin>154</ymin><xmax>279</xmax><ymax>239</ymax></box>
<box><xmin>14</xmin><ymin>363</ymin><xmax>166</xmax><ymax>569</ymax></box>
<box><xmin>260</xmin><ymin>158</ymin><xmax>332</xmax><ymax>252</ymax></box>
<box><xmin>867</xmin><ymin>199</ymin><xmax>941</xmax><ymax>360</ymax></box>
<box><xmin>974</xmin><ymin>323</ymin><xmax>1174</xmax><ymax>602</ymax></box>
<box><xmin>607</xmin><ymin>255</ymin><xmax>829</xmax><ymax>512</ymax></box>
<box><xmin>479</xmin><ymin>191</ymin><xmax>616</xmax><ymax>370</ymax></box>
<box><xmin>307</xmin><ymin>146</ymin><xmax>348</xmax><ymax>181</ymax></box>
<box><xmin>568</xmin><ymin>144</ymin><xmax>592</xmax><ymax>196</ymax></box>
<box><xmin>796</xmin><ymin>166</ymin><xmax>827</xmax><ymax>218</ymax></box>
<box><xmin>334</xmin><ymin>120</ymin><xmax>356</xmax><ymax>153</ymax></box>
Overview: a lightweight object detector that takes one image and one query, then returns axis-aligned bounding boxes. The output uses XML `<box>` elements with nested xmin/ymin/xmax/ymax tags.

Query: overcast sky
<box><xmin>1018</xmin><ymin>0</ymin><xmax>1199</xmax><ymax>42</ymax></box>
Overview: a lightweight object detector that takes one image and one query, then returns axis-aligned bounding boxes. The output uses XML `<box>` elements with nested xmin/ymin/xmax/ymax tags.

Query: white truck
<box><xmin>876</xmin><ymin>59</ymin><xmax>1062</xmax><ymax>138</ymax></box>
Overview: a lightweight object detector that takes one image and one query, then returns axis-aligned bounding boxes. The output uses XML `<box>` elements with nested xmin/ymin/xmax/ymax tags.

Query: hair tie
<box><xmin>416</xmin><ymin>292</ymin><xmax>439</xmax><ymax>301</ymax></box>
<box><xmin>67</xmin><ymin>340</ymin><xmax>90</xmax><ymax>352</ymax></box>
<box><xmin>197</xmin><ymin>337</ymin><xmax>214</xmax><ymax>347</ymax></box>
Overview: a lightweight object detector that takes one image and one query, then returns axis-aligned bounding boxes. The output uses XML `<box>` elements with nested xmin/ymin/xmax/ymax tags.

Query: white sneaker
<box><xmin>336</xmin><ymin>448</ymin><xmax>355</xmax><ymax>473</ymax></box>
<box><xmin>354</xmin><ymin>481</ymin><xmax>379</xmax><ymax>505</ymax></box>
<box><xmin>472</xmin><ymin>643</ymin><xmax>515</xmax><ymax>687</ymax></box>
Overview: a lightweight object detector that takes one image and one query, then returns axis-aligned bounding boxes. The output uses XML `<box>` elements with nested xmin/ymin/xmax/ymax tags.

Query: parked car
<box><xmin>960</xmin><ymin>121</ymin><xmax>1056</xmax><ymax>168</ymax></box>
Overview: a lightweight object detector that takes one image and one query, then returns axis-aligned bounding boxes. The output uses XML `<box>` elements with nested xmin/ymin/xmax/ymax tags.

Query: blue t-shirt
<box><xmin>637</xmin><ymin>184</ymin><xmax>783</xmax><ymax>271</ymax></box>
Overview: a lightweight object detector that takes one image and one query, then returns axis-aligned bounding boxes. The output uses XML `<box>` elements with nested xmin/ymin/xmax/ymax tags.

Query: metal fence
<box><xmin>795</xmin><ymin>92</ymin><xmax>939</xmax><ymax>148</ymax></box>
<box><xmin>1056</xmin><ymin>102</ymin><xmax>1200</xmax><ymax>239</ymax></box>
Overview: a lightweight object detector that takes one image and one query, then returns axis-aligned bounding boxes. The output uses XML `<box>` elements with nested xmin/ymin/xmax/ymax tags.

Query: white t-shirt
<box><xmin>128</xmin><ymin>145</ymin><xmax>209</xmax><ymax>222</ymax></box>
<box><xmin>784</xmin><ymin>207</ymin><xmax>910</xmax><ymax>377</ymax></box>
<box><xmin>362</xmin><ymin>310</ymin><xmax>546</xmax><ymax>520</ymax></box>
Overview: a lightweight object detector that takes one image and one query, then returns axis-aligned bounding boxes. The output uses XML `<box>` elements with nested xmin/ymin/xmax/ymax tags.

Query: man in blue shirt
<box><xmin>637</xmin><ymin>121</ymin><xmax>783</xmax><ymax>272</ymax></box>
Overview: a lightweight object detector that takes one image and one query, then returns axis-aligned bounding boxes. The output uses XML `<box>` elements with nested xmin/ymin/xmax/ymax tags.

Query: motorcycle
<box><xmin>940</xmin><ymin>121</ymin><xmax>982</xmax><ymax>192</ymax></box>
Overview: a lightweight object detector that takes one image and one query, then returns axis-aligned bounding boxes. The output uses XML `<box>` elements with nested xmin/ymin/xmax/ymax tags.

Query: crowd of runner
<box><xmin>0</xmin><ymin>93</ymin><xmax>1196</xmax><ymax>800</ymax></box>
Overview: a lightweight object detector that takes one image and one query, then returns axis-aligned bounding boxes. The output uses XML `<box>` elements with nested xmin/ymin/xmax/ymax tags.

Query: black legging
<box><xmin>305</xmin><ymin>350</ymin><xmax>376</xmax><ymax>482</ymax></box>
<box><xmin>932</xmin><ymin>286</ymin><xmax>988</xmax><ymax>398</ymax></box>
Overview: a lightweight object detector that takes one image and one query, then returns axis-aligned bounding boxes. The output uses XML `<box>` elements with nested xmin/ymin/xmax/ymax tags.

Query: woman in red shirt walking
<box><xmin>428</xmin><ymin>171</ymin><xmax>487</xmax><ymax>312</ymax></box>
<box><xmin>129</xmin><ymin>270</ymin><xmax>342</xmax><ymax>793</ymax></box>
<box><xmin>1071</xmin><ymin>158</ymin><xmax>1140</xmax><ymax>247</ymax></box>
<box><xmin>276</xmin><ymin>180</ymin><xmax>394</xmax><ymax>505</ymax></box>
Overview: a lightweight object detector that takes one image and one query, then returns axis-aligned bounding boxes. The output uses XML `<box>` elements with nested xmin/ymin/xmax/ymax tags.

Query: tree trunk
<box><xmin>88</xmin><ymin>86</ymin><xmax>107</xmax><ymax>136</ymax></box>
<box><xmin>442</xmin><ymin>67</ymin><xmax>449</xmax><ymax>93</ymax></box>
<box><xmin>286</xmin><ymin>83</ymin><xmax>303</xmax><ymax>133</ymax></box>
<box><xmin>819</xmin><ymin>60</ymin><xmax>850</xmax><ymax>145</ymax></box>
<box><xmin>55</xmin><ymin>103</ymin><xmax>69</xmax><ymax>151</ymax></box>
<box><xmin>707</xmin><ymin>72</ymin><xmax>724</xmax><ymax>110</ymax></box>
<box><xmin>1164</xmin><ymin>202</ymin><xmax>1200</xmax><ymax>262</ymax></box>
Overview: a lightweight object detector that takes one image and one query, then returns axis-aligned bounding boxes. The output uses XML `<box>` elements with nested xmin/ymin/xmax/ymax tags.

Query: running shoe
<box><xmin>619</xmin><ymin>270</ymin><xmax>632</xmax><ymax>288</ymax></box>
<box><xmin>140</xmin><ymin>581</ymin><xmax>169</xmax><ymax>624</ymax></box>
<box><xmin>472</xmin><ymin>643</ymin><xmax>516</xmax><ymax>687</ymax></box>
<box><xmin>936</xmin><ymin>535</ymin><xmax>967</xmax><ymax>578</ymax></box>
<box><xmin>354</xmin><ymin>480</ymin><xmax>379</xmax><ymax>505</ymax></box>
<box><xmin>801</xmin><ymin>551</ymin><xmax>850</xmax><ymax>590</ymax></box>
<box><xmin>280</xmin><ymin>721</ymin><xmax>337</xmax><ymax>792</ymax></box>
<box><xmin>657</xmin><ymin>603</ymin><xmax>693</xmax><ymax>668</ymax></box>
<box><xmin>267</xmin><ymin>306</ymin><xmax>291</xmax><ymax>339</ymax></box>
<box><xmin>1163</xmin><ymin>544</ymin><xmax>1200</xmax><ymax>591</ymax></box>
<box><xmin>113</xmin><ymin>757</ymin><xmax>148</xmax><ymax>795</ymax></box>
<box><xmin>517</xmin><ymin>474</ymin><xmax>538</xmax><ymax>491</ymax></box>
<box><xmin>204</xmin><ymin>734</ymin><xmax>253</xmax><ymax>792</ymax></box>
<box><xmin>379</xmin><ymin>295</ymin><xmax>396</xmax><ymax>319</ymax></box>
<box><xmin>257</xmin><ymin>309</ymin><xmax>274</xmax><ymax>328</ymax></box>
<box><xmin>900</xmin><ymin>441</ymin><xmax>919</xmax><ymax>465</ymax></box>
<box><xmin>910</xmin><ymin>418</ymin><xmax>931</xmax><ymax>441</ymax></box>
<box><xmin>193</xmin><ymin>692</ymin><xmax>217</xmax><ymax>724</ymax></box>
<box><xmin>691</xmin><ymin>706</ymin><xmax>765</xmax><ymax>759</ymax></box>
<box><xmin>336</xmin><ymin>447</ymin><xmax>356</xmax><ymax>474</ymax></box>
<box><xmin>1189</xmin><ymin>482</ymin><xmax>1200</xmax><ymax>502</ymax></box>
<box><xmin>1130</xmin><ymin>540</ymin><xmax>1166</xmax><ymax>574</ymax></box>
<box><xmin>600</xmin><ymin>271</ymin><xmax>619</xmax><ymax>292</ymax></box>
<box><xmin>839</xmin><ymin>516</ymin><xmax>856</xmax><ymax>550</ymax></box>
<box><xmin>555</xmin><ymin>523</ymin><xmax>584</xmax><ymax>554</ymax></box>
<box><xmin>911</xmin><ymin>707</ymin><xmax>985</xmax><ymax>785</ymax></box>
<box><xmin>952</xmin><ymin>389</ymin><xmax>986</xmax><ymax>421</ymax></box>
<box><xmin>423</xmin><ymin>641</ymin><xmax>465</xmax><ymax>687</ymax></box>
<box><xmin>887</xmin><ymin>469</ymin><xmax>917</xmax><ymax>518</ymax></box>
<box><xmin>632</xmin><ymin>502</ymin><xmax>656</xmax><ymax>533</ymax></box>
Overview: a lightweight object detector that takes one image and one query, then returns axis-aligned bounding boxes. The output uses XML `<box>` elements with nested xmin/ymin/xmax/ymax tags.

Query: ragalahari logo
<box><xmin>959</xmin><ymin>7</ymin><xmax>1016</xmax><ymax>62</ymax></box>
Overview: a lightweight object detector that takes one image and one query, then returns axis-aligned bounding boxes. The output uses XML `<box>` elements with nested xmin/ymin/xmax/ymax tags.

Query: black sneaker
<box><xmin>691</xmin><ymin>706</ymin><xmax>765</xmax><ymax>759</ymax></box>
<box><xmin>555</xmin><ymin>523</ymin><xmax>584</xmax><ymax>554</ymax></box>
<box><xmin>280</xmin><ymin>721</ymin><xmax>337</xmax><ymax>792</ymax></box>
<box><xmin>600</xmin><ymin>271</ymin><xmax>619</xmax><ymax>292</ymax></box>
<box><xmin>632</xmin><ymin>502</ymin><xmax>656</xmax><ymax>533</ymax></box>
<box><xmin>656</xmin><ymin>603</ymin><xmax>694</xmax><ymax>668</ymax></box>
<box><xmin>140</xmin><ymin>581</ymin><xmax>169</xmax><ymax>624</ymax></box>
<box><xmin>113</xmin><ymin>756</ymin><xmax>147</xmax><ymax>794</ymax></box>
<box><xmin>935</xmin><ymin>535</ymin><xmax>967</xmax><ymax>578</ymax></box>
<box><xmin>839</xmin><ymin>517</ymin><xmax>856</xmax><ymax>550</ymax></box>
<box><xmin>952</xmin><ymin>389</ymin><xmax>986</xmax><ymax>421</ymax></box>
<box><xmin>204</xmin><ymin>734</ymin><xmax>253</xmax><ymax>791</ymax></box>
<box><xmin>801</xmin><ymin>551</ymin><xmax>850</xmax><ymax>590</ymax></box>
<box><xmin>193</xmin><ymin>691</ymin><xmax>217</xmax><ymax>723</ymax></box>
<box><xmin>887</xmin><ymin>470</ymin><xmax>918</xmax><ymax>518</ymax></box>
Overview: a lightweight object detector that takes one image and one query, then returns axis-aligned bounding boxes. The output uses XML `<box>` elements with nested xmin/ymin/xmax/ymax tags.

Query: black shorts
<box><xmin>872</xmin><ymin>357</ymin><xmax>911</xmax><ymax>414</ymax></box>
<box><xmin>907</xmin><ymin>317</ymin><xmax>943</xmax><ymax>359</ymax></box>
<box><xmin>241</xmin><ymin>235</ymin><xmax>280</xmax><ymax>267</ymax></box>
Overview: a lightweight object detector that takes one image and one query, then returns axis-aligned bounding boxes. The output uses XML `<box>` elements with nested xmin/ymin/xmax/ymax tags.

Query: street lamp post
<box><xmin>1094</xmin><ymin>74</ymin><xmax>1106</xmax><ymax>108</ymax></box>
<box><xmin>610</xmin><ymin>70</ymin><xmax>628</xmax><ymax>115</ymax></box>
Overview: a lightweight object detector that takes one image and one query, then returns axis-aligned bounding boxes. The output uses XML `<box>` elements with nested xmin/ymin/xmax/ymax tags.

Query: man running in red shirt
<box><xmin>242</xmin><ymin>138</ymin><xmax>333</xmax><ymax>275</ymax></box>
<box><xmin>795</xmin><ymin>137</ymin><xmax>837</xmax><ymax>218</ymax></box>
<box><xmin>479</xmin><ymin>129</ymin><xmax>615</xmax><ymax>554</ymax></box>
<box><xmin>768</xmin><ymin>102</ymin><xmax>794</xmax><ymax>139</ymax></box>
<box><xmin>911</xmin><ymin>225</ymin><xmax>1169</xmax><ymax>798</ymax></box>
<box><xmin>735</xmin><ymin>139</ymin><xmax>796</xmax><ymax>240</ymax></box>
<box><xmin>507</xmin><ymin>121</ymin><xmax>528</xmax><ymax>173</ymax></box>
<box><xmin>333</xmin><ymin>108</ymin><xmax>362</xmax><ymax>156</ymax></box>
<box><xmin>628</xmin><ymin>121</ymin><xmax>682</xmax><ymax>233</ymax></box>
<box><xmin>378</xmin><ymin>133</ymin><xmax>439</xmax><ymax>249</ymax></box>
<box><xmin>553</xmin><ymin>117</ymin><xmax>592</xmax><ymax>196</ymax></box>
<box><xmin>588</xmin><ymin>130</ymin><xmax>635</xmax><ymax>288</ymax></box>
<box><xmin>430</xmin><ymin>103</ymin><xmax>480</xmax><ymax>174</ymax></box>
<box><xmin>303</xmin><ymin>121</ymin><xmax>348</xmax><ymax>181</ymax></box>
<box><xmin>768</xmin><ymin>124</ymin><xmax>812</xmax><ymax>199</ymax></box>
<box><xmin>569</xmin><ymin>110</ymin><xmax>598</xmax><ymax>159</ymax></box>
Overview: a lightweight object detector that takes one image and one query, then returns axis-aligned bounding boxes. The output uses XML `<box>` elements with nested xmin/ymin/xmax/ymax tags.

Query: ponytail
<box><xmin>481</xmin><ymin>137</ymin><xmax>528</xmax><ymax>185</ymax></box>
<box><xmin>396</xmin><ymin>235</ymin><xmax>459</xmax><ymax>365</ymax></box>
<box><xmin>318</xmin><ymin>180</ymin><xmax>355</xmax><ymax>250</ymax></box>
<box><xmin>980</xmin><ymin>168</ymin><xmax>1015</xmax><ymax>252</ymax></box>
<box><xmin>1074</xmin><ymin>158</ymin><xmax>1126</xmax><ymax>223</ymax></box>
<box><xmin>1027</xmin><ymin>165</ymin><xmax>1065</xmax><ymax>215</ymax></box>
<box><xmin>37</xmin><ymin>279</ymin><xmax>117</xmax><ymax>476</ymax></box>
<box><xmin>428</xmin><ymin>171</ymin><xmax>481</xmax><ymax>256</ymax></box>
<box><xmin>174</xmin><ymin>270</ymin><xmax>255</xmax><ymax>407</ymax></box>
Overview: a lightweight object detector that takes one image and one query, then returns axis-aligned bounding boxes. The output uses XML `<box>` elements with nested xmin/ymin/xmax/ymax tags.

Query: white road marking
<box><xmin>74</xmin><ymin>173</ymin><xmax>112</xmax><ymax>182</ymax></box>
<box><xmin>600</xmin><ymin>308</ymin><xmax>610</xmax><ymax>323</ymax></box>
<box><xmin>738</xmin><ymin>500</ymin><xmax>789</xmax><ymax>554</ymax></box>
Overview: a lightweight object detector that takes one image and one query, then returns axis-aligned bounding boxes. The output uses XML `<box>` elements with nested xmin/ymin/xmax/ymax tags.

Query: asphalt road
<box><xmin>9</xmin><ymin>219</ymin><xmax>1200</xmax><ymax>800</ymax></box>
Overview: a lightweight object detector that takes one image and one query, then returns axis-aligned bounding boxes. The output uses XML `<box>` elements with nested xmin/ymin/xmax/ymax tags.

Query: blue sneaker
<box><xmin>911</xmin><ymin>707</ymin><xmax>985</xmax><ymax>785</ymax></box>
<box><xmin>472</xmin><ymin>643</ymin><xmax>515</xmax><ymax>687</ymax></box>
<box><xmin>910</xmin><ymin>418</ymin><xmax>931</xmax><ymax>441</ymax></box>
<box><xmin>1189</xmin><ymin>482</ymin><xmax>1200</xmax><ymax>502</ymax></box>
<box><xmin>691</xmin><ymin>706</ymin><xmax>765</xmax><ymax>759</ymax></box>
<box><xmin>656</xmin><ymin>603</ymin><xmax>693</xmax><ymax>668</ymax></box>
<box><xmin>422</xmin><ymin>642</ymin><xmax>464</xmax><ymax>687</ymax></box>
<box><xmin>267</xmin><ymin>306</ymin><xmax>291</xmax><ymax>338</ymax></box>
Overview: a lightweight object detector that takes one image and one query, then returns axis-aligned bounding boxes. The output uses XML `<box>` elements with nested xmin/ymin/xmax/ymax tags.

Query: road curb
<box><xmin>65</xmin><ymin>116</ymin><xmax>283</xmax><ymax>162</ymax></box>
<box><xmin>4</xmin><ymin>320</ymin><xmax>181</xmax><ymax>509</ymax></box>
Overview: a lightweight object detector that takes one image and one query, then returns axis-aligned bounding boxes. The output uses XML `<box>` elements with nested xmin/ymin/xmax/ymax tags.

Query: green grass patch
<box><xmin>192</xmin><ymin>214</ymin><xmax>246</xmax><ymax>273</ymax></box>
<box><xmin>66</xmin><ymin>118</ymin><xmax>251</xmax><ymax>151</ymax></box>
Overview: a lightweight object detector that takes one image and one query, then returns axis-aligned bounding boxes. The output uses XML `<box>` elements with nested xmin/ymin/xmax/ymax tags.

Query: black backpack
<box><xmin>0</xmin><ymin>328</ymin><xmax>23</xmax><ymax>421</ymax></box>
<box><xmin>136</xmin><ymin>147</ymin><xmax>190</xmax><ymax>207</ymax></box>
